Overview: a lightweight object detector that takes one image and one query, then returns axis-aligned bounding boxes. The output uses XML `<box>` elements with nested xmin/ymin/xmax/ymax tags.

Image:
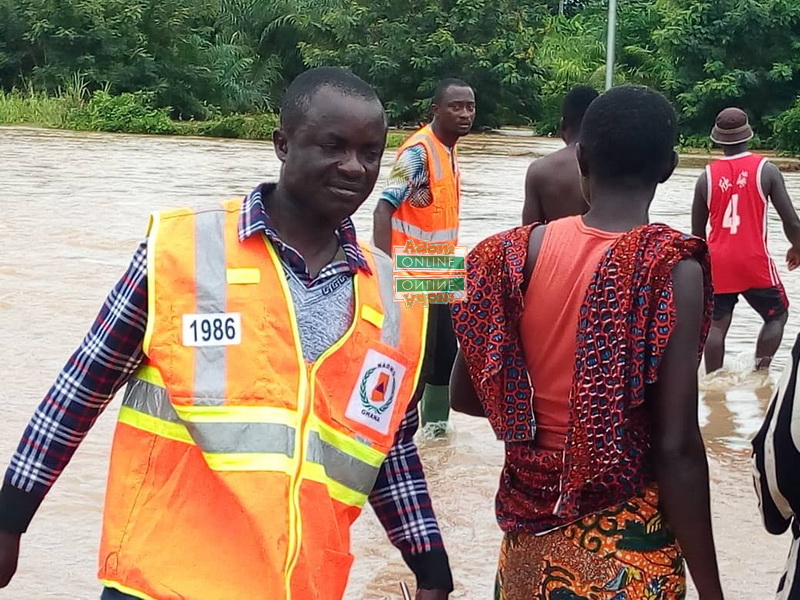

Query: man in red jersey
<box><xmin>692</xmin><ymin>107</ymin><xmax>800</xmax><ymax>374</ymax></box>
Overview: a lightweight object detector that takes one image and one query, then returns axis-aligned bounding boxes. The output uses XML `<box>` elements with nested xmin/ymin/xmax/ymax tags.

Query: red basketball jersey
<box><xmin>706</xmin><ymin>152</ymin><xmax>781</xmax><ymax>293</ymax></box>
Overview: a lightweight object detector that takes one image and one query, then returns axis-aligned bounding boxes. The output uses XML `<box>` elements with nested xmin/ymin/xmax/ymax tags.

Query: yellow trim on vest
<box><xmin>118</xmin><ymin>405</ymin><xmax>194</xmax><ymax>445</ymax></box>
<box><xmin>226</xmin><ymin>267</ymin><xmax>261</xmax><ymax>284</ymax></box>
<box><xmin>135</xmin><ymin>365</ymin><xmax>165</xmax><ymax>387</ymax></box>
<box><xmin>119</xmin><ymin>405</ymin><xmax>299</xmax><ymax>474</ymax></box>
<box><xmin>100</xmin><ymin>580</ymin><xmax>157</xmax><ymax>600</ymax></box>
<box><xmin>172</xmin><ymin>404</ymin><xmax>297</xmax><ymax>425</ymax></box>
<box><xmin>301</xmin><ymin>461</ymin><xmax>368</xmax><ymax>508</ymax></box>
<box><xmin>360</xmin><ymin>304</ymin><xmax>385</xmax><ymax>329</ymax></box>
<box><xmin>202</xmin><ymin>452</ymin><xmax>294</xmax><ymax>472</ymax></box>
<box><xmin>132</xmin><ymin>366</ymin><xmax>298</xmax><ymax>428</ymax></box>
<box><xmin>117</xmin><ymin>405</ymin><xmax>370</xmax><ymax>504</ymax></box>
<box><xmin>263</xmin><ymin>237</ymin><xmax>310</xmax><ymax>600</ymax></box>
<box><xmin>314</xmin><ymin>418</ymin><xmax>385</xmax><ymax>468</ymax></box>
<box><xmin>142</xmin><ymin>211</ymin><xmax>161</xmax><ymax>355</ymax></box>
<box><xmin>285</xmin><ymin>267</ymin><xmax>367</xmax><ymax>585</ymax></box>
<box><xmin>409</xmin><ymin>303</ymin><xmax>429</xmax><ymax>394</ymax></box>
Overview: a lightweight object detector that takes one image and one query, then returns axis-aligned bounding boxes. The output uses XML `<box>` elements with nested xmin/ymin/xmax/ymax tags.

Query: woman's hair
<box><xmin>580</xmin><ymin>85</ymin><xmax>678</xmax><ymax>184</ymax></box>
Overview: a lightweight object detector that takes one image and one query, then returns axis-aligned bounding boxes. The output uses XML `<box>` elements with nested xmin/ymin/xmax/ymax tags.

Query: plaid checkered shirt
<box><xmin>0</xmin><ymin>183</ymin><xmax>452</xmax><ymax>591</ymax></box>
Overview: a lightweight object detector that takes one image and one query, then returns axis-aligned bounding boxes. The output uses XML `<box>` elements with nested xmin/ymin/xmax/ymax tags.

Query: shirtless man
<box><xmin>522</xmin><ymin>85</ymin><xmax>599</xmax><ymax>224</ymax></box>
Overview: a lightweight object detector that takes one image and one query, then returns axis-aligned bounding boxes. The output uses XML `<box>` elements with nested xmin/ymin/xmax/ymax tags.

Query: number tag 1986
<box><xmin>182</xmin><ymin>313</ymin><xmax>242</xmax><ymax>346</ymax></box>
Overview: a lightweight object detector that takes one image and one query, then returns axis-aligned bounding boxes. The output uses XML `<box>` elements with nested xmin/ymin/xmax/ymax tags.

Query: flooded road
<box><xmin>1</xmin><ymin>125</ymin><xmax>798</xmax><ymax>598</ymax></box>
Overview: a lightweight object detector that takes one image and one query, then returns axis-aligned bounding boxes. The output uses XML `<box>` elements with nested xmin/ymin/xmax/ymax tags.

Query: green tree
<box><xmin>653</xmin><ymin>0</ymin><xmax>800</xmax><ymax>136</ymax></box>
<box><xmin>533</xmin><ymin>1</ymin><xmax>674</xmax><ymax>134</ymax></box>
<box><xmin>293</xmin><ymin>0</ymin><xmax>549</xmax><ymax>128</ymax></box>
<box><xmin>0</xmin><ymin>0</ymin><xmax>285</xmax><ymax>118</ymax></box>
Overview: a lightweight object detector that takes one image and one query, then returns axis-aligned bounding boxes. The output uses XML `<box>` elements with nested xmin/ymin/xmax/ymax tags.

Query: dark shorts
<box><xmin>713</xmin><ymin>286</ymin><xmax>789</xmax><ymax>322</ymax></box>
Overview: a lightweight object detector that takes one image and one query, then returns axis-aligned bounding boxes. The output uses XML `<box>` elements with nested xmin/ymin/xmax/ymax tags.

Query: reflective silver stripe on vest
<box><xmin>305</xmin><ymin>430</ymin><xmax>380</xmax><ymax>496</ymax></box>
<box><xmin>122</xmin><ymin>378</ymin><xmax>184</xmax><ymax>423</ymax></box>
<box><xmin>188</xmin><ymin>421</ymin><xmax>295</xmax><ymax>455</ymax></box>
<box><xmin>194</xmin><ymin>209</ymin><xmax>228</xmax><ymax>405</ymax></box>
<box><xmin>122</xmin><ymin>378</ymin><xmax>295</xmax><ymax>457</ymax></box>
<box><xmin>370</xmin><ymin>250</ymin><xmax>401</xmax><ymax>348</ymax></box>
<box><xmin>389</xmin><ymin>218</ymin><xmax>458</xmax><ymax>243</ymax></box>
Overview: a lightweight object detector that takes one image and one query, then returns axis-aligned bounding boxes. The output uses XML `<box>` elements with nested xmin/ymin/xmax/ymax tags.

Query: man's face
<box><xmin>274</xmin><ymin>87</ymin><xmax>387</xmax><ymax>224</ymax></box>
<box><xmin>432</xmin><ymin>86</ymin><xmax>476</xmax><ymax>139</ymax></box>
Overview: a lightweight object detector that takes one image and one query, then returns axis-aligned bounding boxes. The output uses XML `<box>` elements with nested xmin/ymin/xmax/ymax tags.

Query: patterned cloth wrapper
<box><xmin>494</xmin><ymin>485</ymin><xmax>686</xmax><ymax>600</ymax></box>
<box><xmin>451</xmin><ymin>223</ymin><xmax>713</xmax><ymax>526</ymax></box>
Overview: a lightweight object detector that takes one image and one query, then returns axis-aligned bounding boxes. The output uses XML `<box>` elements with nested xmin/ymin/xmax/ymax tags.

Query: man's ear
<box><xmin>659</xmin><ymin>150</ymin><xmax>679</xmax><ymax>184</ymax></box>
<box><xmin>430</xmin><ymin>99</ymin><xmax>440</xmax><ymax>121</ymax></box>
<box><xmin>576</xmin><ymin>142</ymin><xmax>589</xmax><ymax>179</ymax></box>
<box><xmin>576</xmin><ymin>143</ymin><xmax>592</xmax><ymax>205</ymax></box>
<box><xmin>273</xmin><ymin>128</ymin><xmax>288</xmax><ymax>162</ymax></box>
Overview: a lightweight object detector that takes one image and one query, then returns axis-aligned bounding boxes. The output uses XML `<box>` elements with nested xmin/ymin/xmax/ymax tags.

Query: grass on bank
<box><xmin>0</xmin><ymin>86</ymin><xmax>409</xmax><ymax>148</ymax></box>
<box><xmin>5</xmin><ymin>86</ymin><xmax>799</xmax><ymax>161</ymax></box>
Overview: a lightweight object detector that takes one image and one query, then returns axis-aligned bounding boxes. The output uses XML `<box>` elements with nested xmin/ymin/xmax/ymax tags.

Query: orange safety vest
<box><xmin>390</xmin><ymin>124</ymin><xmax>461</xmax><ymax>255</ymax></box>
<box><xmin>98</xmin><ymin>199</ymin><xmax>428</xmax><ymax>600</ymax></box>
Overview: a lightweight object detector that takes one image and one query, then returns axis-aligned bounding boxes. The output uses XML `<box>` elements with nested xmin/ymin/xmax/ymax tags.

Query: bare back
<box><xmin>522</xmin><ymin>145</ymin><xmax>588</xmax><ymax>224</ymax></box>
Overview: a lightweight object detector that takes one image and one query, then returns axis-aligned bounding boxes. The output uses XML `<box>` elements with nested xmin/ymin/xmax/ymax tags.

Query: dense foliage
<box><xmin>2</xmin><ymin>0</ymin><xmax>800</xmax><ymax>149</ymax></box>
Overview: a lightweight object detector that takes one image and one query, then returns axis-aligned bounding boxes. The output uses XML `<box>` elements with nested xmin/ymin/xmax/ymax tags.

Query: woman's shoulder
<box><xmin>467</xmin><ymin>224</ymin><xmax>537</xmax><ymax>265</ymax></box>
<box><xmin>623</xmin><ymin>223</ymin><xmax>709</xmax><ymax>262</ymax></box>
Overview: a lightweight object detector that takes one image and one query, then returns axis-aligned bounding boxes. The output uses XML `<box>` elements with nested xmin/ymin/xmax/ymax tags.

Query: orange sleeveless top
<box><xmin>520</xmin><ymin>216</ymin><xmax>625</xmax><ymax>450</ymax></box>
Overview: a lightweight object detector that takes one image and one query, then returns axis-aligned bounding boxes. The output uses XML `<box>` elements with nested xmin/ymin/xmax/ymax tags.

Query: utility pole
<box><xmin>558</xmin><ymin>0</ymin><xmax>565</xmax><ymax>15</ymax></box>
<box><xmin>604</xmin><ymin>0</ymin><xmax>617</xmax><ymax>90</ymax></box>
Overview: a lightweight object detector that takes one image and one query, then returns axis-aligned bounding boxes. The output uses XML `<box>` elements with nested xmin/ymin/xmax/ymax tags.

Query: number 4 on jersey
<box><xmin>722</xmin><ymin>193</ymin><xmax>741</xmax><ymax>234</ymax></box>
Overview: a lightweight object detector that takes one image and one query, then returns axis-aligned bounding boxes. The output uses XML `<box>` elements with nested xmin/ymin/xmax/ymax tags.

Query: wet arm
<box><xmin>449</xmin><ymin>349</ymin><xmax>484</xmax><ymax>417</ymax></box>
<box><xmin>0</xmin><ymin>243</ymin><xmax>148</xmax><ymax>533</ymax></box>
<box><xmin>368</xmin><ymin>398</ymin><xmax>454</xmax><ymax>593</ymax></box>
<box><xmin>691</xmin><ymin>171</ymin><xmax>709</xmax><ymax>239</ymax></box>
<box><xmin>650</xmin><ymin>258</ymin><xmax>723</xmax><ymax>599</ymax></box>
<box><xmin>764</xmin><ymin>162</ymin><xmax>800</xmax><ymax>249</ymax></box>
<box><xmin>373</xmin><ymin>144</ymin><xmax>428</xmax><ymax>256</ymax></box>
<box><xmin>522</xmin><ymin>163</ymin><xmax>544</xmax><ymax>225</ymax></box>
<box><xmin>373</xmin><ymin>200</ymin><xmax>395</xmax><ymax>256</ymax></box>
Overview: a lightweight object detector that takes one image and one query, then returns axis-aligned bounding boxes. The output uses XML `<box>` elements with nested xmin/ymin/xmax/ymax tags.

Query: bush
<box><xmin>386</xmin><ymin>131</ymin><xmax>409</xmax><ymax>149</ymax></box>
<box><xmin>194</xmin><ymin>114</ymin><xmax>249</xmax><ymax>138</ymax></box>
<box><xmin>772</xmin><ymin>98</ymin><xmax>800</xmax><ymax>155</ymax></box>
<box><xmin>678</xmin><ymin>134</ymin><xmax>713</xmax><ymax>153</ymax></box>
<box><xmin>239</xmin><ymin>114</ymin><xmax>279</xmax><ymax>140</ymax></box>
<box><xmin>67</xmin><ymin>91</ymin><xmax>176</xmax><ymax>135</ymax></box>
<box><xmin>184</xmin><ymin>113</ymin><xmax>279</xmax><ymax>140</ymax></box>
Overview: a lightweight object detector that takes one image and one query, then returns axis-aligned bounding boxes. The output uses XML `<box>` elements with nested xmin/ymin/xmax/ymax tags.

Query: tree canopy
<box><xmin>2</xmin><ymin>0</ymin><xmax>800</xmax><ymax>148</ymax></box>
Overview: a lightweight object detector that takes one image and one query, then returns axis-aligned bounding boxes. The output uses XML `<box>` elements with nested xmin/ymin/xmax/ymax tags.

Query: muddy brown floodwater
<box><xmin>1</xmin><ymin>126</ymin><xmax>797</xmax><ymax>599</ymax></box>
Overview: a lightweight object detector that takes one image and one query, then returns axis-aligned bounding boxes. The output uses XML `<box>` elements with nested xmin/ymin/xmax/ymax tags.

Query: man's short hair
<box><xmin>562</xmin><ymin>85</ymin><xmax>599</xmax><ymax>131</ymax></box>
<box><xmin>579</xmin><ymin>85</ymin><xmax>678</xmax><ymax>184</ymax></box>
<box><xmin>280</xmin><ymin>67</ymin><xmax>381</xmax><ymax>132</ymax></box>
<box><xmin>433</xmin><ymin>77</ymin><xmax>472</xmax><ymax>106</ymax></box>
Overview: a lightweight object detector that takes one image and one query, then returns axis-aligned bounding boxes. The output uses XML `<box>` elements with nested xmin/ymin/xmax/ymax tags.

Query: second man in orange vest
<box><xmin>373</xmin><ymin>77</ymin><xmax>476</xmax><ymax>436</ymax></box>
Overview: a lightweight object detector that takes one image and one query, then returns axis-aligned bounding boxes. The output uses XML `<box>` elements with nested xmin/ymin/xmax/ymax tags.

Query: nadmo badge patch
<box><xmin>345</xmin><ymin>349</ymin><xmax>406</xmax><ymax>435</ymax></box>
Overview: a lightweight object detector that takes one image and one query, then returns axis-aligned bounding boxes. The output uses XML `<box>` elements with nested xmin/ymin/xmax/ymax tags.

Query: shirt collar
<box><xmin>238</xmin><ymin>183</ymin><xmax>371</xmax><ymax>275</ymax></box>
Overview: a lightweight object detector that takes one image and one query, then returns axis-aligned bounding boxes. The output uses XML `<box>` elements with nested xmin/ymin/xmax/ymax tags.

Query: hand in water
<box><xmin>0</xmin><ymin>531</ymin><xmax>20</xmax><ymax>587</ymax></box>
<box><xmin>787</xmin><ymin>247</ymin><xmax>800</xmax><ymax>271</ymax></box>
<box><xmin>416</xmin><ymin>590</ymin><xmax>449</xmax><ymax>600</ymax></box>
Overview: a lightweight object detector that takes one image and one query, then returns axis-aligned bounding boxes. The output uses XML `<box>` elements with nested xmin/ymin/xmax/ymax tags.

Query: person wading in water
<box><xmin>522</xmin><ymin>85</ymin><xmax>599</xmax><ymax>225</ymax></box>
<box><xmin>451</xmin><ymin>85</ymin><xmax>724</xmax><ymax>600</ymax></box>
